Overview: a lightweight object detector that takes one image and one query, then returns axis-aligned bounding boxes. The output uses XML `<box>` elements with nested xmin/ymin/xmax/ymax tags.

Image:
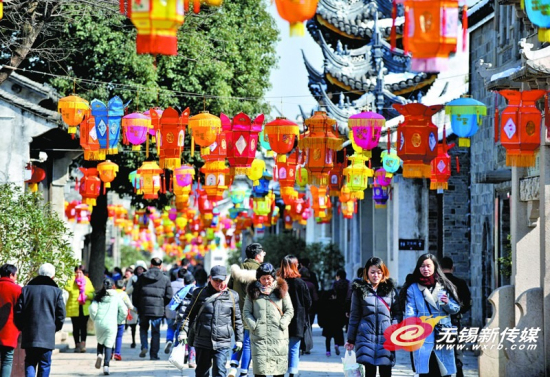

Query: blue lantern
<box><xmin>373</xmin><ymin>186</ymin><xmax>389</xmax><ymax>209</ymax></box>
<box><xmin>445</xmin><ymin>96</ymin><xmax>487</xmax><ymax>147</ymax></box>
<box><xmin>524</xmin><ymin>0</ymin><xmax>550</xmax><ymax>41</ymax></box>
<box><xmin>259</xmin><ymin>129</ymin><xmax>273</xmax><ymax>156</ymax></box>
<box><xmin>381</xmin><ymin>148</ymin><xmax>402</xmax><ymax>178</ymax></box>
<box><xmin>252</xmin><ymin>178</ymin><xmax>270</xmax><ymax>197</ymax></box>
<box><xmin>91</xmin><ymin>96</ymin><xmax>125</xmax><ymax>154</ymax></box>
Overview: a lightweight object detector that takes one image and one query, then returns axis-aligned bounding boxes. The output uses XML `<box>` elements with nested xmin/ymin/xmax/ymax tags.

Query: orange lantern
<box><xmin>137</xmin><ymin>161</ymin><xmax>164</xmax><ymax>200</ymax></box>
<box><xmin>25</xmin><ymin>165</ymin><xmax>46</xmax><ymax>193</ymax></box>
<box><xmin>223</xmin><ymin>112</ymin><xmax>264</xmax><ymax>176</ymax></box>
<box><xmin>78</xmin><ymin>167</ymin><xmax>101</xmax><ymax>208</ymax></box>
<box><xmin>276</xmin><ymin>149</ymin><xmax>299</xmax><ymax>204</ymax></box>
<box><xmin>299</xmin><ymin>111</ymin><xmax>343</xmax><ymax>186</ymax></box>
<box><xmin>158</xmin><ymin>107</ymin><xmax>189</xmax><ymax>170</ymax></box>
<box><xmin>309</xmin><ymin>186</ymin><xmax>329</xmax><ymax>218</ymax></box>
<box><xmin>79</xmin><ymin>116</ymin><xmax>106</xmax><ymax>161</ymax></box>
<box><xmin>284</xmin><ymin>205</ymin><xmax>294</xmax><ymax>229</ymax></box>
<box><xmin>274</xmin><ymin>0</ymin><xmax>319</xmax><ymax>36</ymax></box>
<box><xmin>339</xmin><ymin>186</ymin><xmax>357</xmax><ymax>219</ymax></box>
<box><xmin>58</xmin><ymin>95</ymin><xmax>90</xmax><ymax>137</ymax></box>
<box><xmin>264</xmin><ymin>117</ymin><xmax>300</xmax><ymax>162</ymax></box>
<box><xmin>97</xmin><ymin>160</ymin><xmax>119</xmax><ymax>193</ymax></box>
<box><xmin>393</xmin><ymin>103</ymin><xmax>443</xmax><ymax>178</ymax></box>
<box><xmin>188</xmin><ymin>112</ymin><xmax>221</xmax><ymax>157</ymax></box>
<box><xmin>430</xmin><ymin>129</ymin><xmax>455</xmax><ymax>191</ymax></box>
<box><xmin>328</xmin><ymin>156</ymin><xmax>347</xmax><ymax>197</ymax></box>
<box><xmin>200</xmin><ymin>161</ymin><xmax>229</xmax><ymax>202</ymax></box>
<box><xmin>121</xmin><ymin>0</ymin><xmax>185</xmax><ymax>55</ymax></box>
<box><xmin>497</xmin><ymin>90</ymin><xmax>546</xmax><ymax>167</ymax></box>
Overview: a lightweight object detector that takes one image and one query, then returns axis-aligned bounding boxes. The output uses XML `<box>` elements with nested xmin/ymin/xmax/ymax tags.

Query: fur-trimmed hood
<box><xmin>352</xmin><ymin>278</ymin><xmax>396</xmax><ymax>297</ymax></box>
<box><xmin>246</xmin><ymin>277</ymin><xmax>288</xmax><ymax>301</ymax></box>
<box><xmin>231</xmin><ymin>264</ymin><xmax>258</xmax><ymax>284</ymax></box>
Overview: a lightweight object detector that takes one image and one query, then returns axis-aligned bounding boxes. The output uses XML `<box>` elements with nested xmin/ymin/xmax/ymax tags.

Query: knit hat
<box><xmin>256</xmin><ymin>263</ymin><xmax>276</xmax><ymax>280</ymax></box>
<box><xmin>246</xmin><ymin>243</ymin><xmax>264</xmax><ymax>259</ymax></box>
<box><xmin>183</xmin><ymin>271</ymin><xmax>195</xmax><ymax>285</ymax></box>
<box><xmin>135</xmin><ymin>260</ymin><xmax>147</xmax><ymax>270</ymax></box>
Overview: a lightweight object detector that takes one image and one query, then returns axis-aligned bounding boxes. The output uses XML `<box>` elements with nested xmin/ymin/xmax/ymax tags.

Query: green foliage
<box><xmin>226</xmin><ymin>246</ymin><xmax>242</xmax><ymax>268</ymax></box>
<box><xmin>0</xmin><ymin>183</ymin><xmax>79</xmax><ymax>286</ymax></box>
<box><xmin>261</xmin><ymin>232</ymin><xmax>306</xmax><ymax>266</ymax></box>
<box><xmin>119</xmin><ymin>245</ymin><xmax>149</xmax><ymax>269</ymax></box>
<box><xmin>498</xmin><ymin>234</ymin><xmax>512</xmax><ymax>278</ymax></box>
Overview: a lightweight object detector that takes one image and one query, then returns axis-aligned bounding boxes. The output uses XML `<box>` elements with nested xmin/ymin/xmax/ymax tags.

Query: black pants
<box><xmin>71</xmin><ymin>306</ymin><xmax>89</xmax><ymax>344</ymax></box>
<box><xmin>364</xmin><ymin>363</ymin><xmax>391</xmax><ymax>377</ymax></box>
<box><xmin>418</xmin><ymin>352</ymin><xmax>450</xmax><ymax>377</ymax></box>
<box><xmin>97</xmin><ymin>344</ymin><xmax>112</xmax><ymax>367</ymax></box>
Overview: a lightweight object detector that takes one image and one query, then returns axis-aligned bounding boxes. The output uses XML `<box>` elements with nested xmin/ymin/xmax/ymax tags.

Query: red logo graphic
<box><xmin>383</xmin><ymin>316</ymin><xmax>446</xmax><ymax>352</ymax></box>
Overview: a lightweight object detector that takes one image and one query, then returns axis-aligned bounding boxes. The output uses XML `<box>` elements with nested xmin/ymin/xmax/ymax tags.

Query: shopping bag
<box><xmin>168</xmin><ymin>343</ymin><xmax>187</xmax><ymax>370</ymax></box>
<box><xmin>341</xmin><ymin>350</ymin><xmax>365</xmax><ymax>377</ymax></box>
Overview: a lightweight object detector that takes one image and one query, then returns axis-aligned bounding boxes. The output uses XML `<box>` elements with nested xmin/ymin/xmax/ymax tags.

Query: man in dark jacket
<box><xmin>228</xmin><ymin>243</ymin><xmax>265</xmax><ymax>377</ymax></box>
<box><xmin>132</xmin><ymin>257</ymin><xmax>173</xmax><ymax>360</ymax></box>
<box><xmin>180</xmin><ymin>266</ymin><xmax>244</xmax><ymax>377</ymax></box>
<box><xmin>14</xmin><ymin>263</ymin><xmax>65</xmax><ymax>377</ymax></box>
<box><xmin>441</xmin><ymin>256</ymin><xmax>472</xmax><ymax>377</ymax></box>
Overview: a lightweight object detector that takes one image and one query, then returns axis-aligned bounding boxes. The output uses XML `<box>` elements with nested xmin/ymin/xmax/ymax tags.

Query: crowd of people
<box><xmin>0</xmin><ymin>245</ymin><xmax>471</xmax><ymax>377</ymax></box>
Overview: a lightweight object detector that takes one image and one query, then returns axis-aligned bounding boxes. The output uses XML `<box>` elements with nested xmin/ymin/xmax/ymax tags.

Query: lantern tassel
<box><xmin>545</xmin><ymin>94</ymin><xmax>550</xmax><ymax>139</ymax></box>
<box><xmin>494</xmin><ymin>93</ymin><xmax>499</xmax><ymax>143</ymax></box>
<box><xmin>462</xmin><ymin>5</ymin><xmax>468</xmax><ymax>52</ymax></box>
<box><xmin>103</xmin><ymin>183</ymin><xmax>106</xmax><ymax>195</ymax></box>
<box><xmin>404</xmin><ymin>7</ymin><xmax>410</xmax><ymax>54</ymax></box>
<box><xmin>456</xmin><ymin>156</ymin><xmax>460</xmax><ymax>173</ymax></box>
<box><xmin>391</xmin><ymin>0</ymin><xmax>397</xmax><ymax>51</ymax></box>
<box><xmin>146</xmin><ymin>134</ymin><xmax>149</xmax><ymax>158</ymax></box>
<box><xmin>191</xmin><ymin>136</ymin><xmax>195</xmax><ymax>156</ymax></box>
<box><xmin>430</xmin><ymin>182</ymin><xmax>449</xmax><ymax>190</ymax></box>
<box><xmin>193</xmin><ymin>0</ymin><xmax>200</xmax><ymax>13</ymax></box>
<box><xmin>506</xmin><ymin>153</ymin><xmax>537</xmax><ymax>167</ymax></box>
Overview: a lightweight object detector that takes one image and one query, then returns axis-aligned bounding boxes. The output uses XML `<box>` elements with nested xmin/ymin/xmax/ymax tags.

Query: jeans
<box><xmin>114</xmin><ymin>324</ymin><xmax>125</xmax><ymax>355</ymax></box>
<box><xmin>288</xmin><ymin>336</ymin><xmax>301</xmax><ymax>374</ymax></box>
<box><xmin>0</xmin><ymin>346</ymin><xmax>14</xmax><ymax>377</ymax></box>
<box><xmin>70</xmin><ymin>307</ymin><xmax>89</xmax><ymax>344</ymax></box>
<box><xmin>230</xmin><ymin>329</ymin><xmax>251</xmax><ymax>374</ymax></box>
<box><xmin>418</xmin><ymin>352</ymin><xmax>450</xmax><ymax>377</ymax></box>
<box><xmin>25</xmin><ymin>348</ymin><xmax>52</xmax><ymax>377</ymax></box>
<box><xmin>195</xmin><ymin>347</ymin><xmax>229</xmax><ymax>377</ymax></box>
<box><xmin>364</xmin><ymin>363</ymin><xmax>392</xmax><ymax>377</ymax></box>
<box><xmin>97</xmin><ymin>344</ymin><xmax>112</xmax><ymax>367</ymax></box>
<box><xmin>166</xmin><ymin>318</ymin><xmax>176</xmax><ymax>343</ymax></box>
<box><xmin>139</xmin><ymin>316</ymin><xmax>162</xmax><ymax>357</ymax></box>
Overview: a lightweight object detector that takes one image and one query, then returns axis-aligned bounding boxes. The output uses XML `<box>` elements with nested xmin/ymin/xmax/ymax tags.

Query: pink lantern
<box><xmin>174</xmin><ymin>165</ymin><xmax>195</xmax><ymax>187</ymax></box>
<box><xmin>374</xmin><ymin>168</ymin><xmax>392</xmax><ymax>187</ymax></box>
<box><xmin>122</xmin><ymin>113</ymin><xmax>152</xmax><ymax>151</ymax></box>
<box><xmin>348</xmin><ymin>112</ymin><xmax>385</xmax><ymax>158</ymax></box>
<box><xmin>222</xmin><ymin>112</ymin><xmax>264</xmax><ymax>175</ymax></box>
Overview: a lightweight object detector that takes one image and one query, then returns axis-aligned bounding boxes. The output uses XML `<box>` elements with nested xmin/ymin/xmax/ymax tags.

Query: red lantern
<box><xmin>196</xmin><ymin>189</ymin><xmax>215</xmax><ymax>227</ymax></box>
<box><xmin>275</xmin><ymin>149</ymin><xmax>299</xmax><ymax>204</ymax></box>
<box><xmin>430</xmin><ymin>129</ymin><xmax>455</xmax><ymax>190</ymax></box>
<box><xmin>158</xmin><ymin>107</ymin><xmax>189</xmax><ymax>170</ymax></box>
<box><xmin>393</xmin><ymin>103</ymin><xmax>443</xmax><ymax>178</ymax></box>
<box><xmin>328</xmin><ymin>157</ymin><xmax>347</xmax><ymax>197</ymax></box>
<box><xmin>497</xmin><ymin>90</ymin><xmax>545</xmax><ymax>167</ymax></box>
<box><xmin>79</xmin><ymin>167</ymin><xmax>101</xmax><ymax>208</ymax></box>
<box><xmin>25</xmin><ymin>165</ymin><xmax>46</xmax><ymax>193</ymax></box>
<box><xmin>65</xmin><ymin>201</ymin><xmax>79</xmax><ymax>221</ymax></box>
<box><xmin>223</xmin><ymin>112</ymin><xmax>264</xmax><ymax>175</ymax></box>
<box><xmin>264</xmin><ymin>117</ymin><xmax>300</xmax><ymax>162</ymax></box>
<box><xmin>284</xmin><ymin>206</ymin><xmax>294</xmax><ymax>229</ymax></box>
<box><xmin>80</xmin><ymin>116</ymin><xmax>106</xmax><ymax>161</ymax></box>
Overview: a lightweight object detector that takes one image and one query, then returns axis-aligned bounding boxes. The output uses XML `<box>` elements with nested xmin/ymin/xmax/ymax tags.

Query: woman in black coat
<box><xmin>277</xmin><ymin>255</ymin><xmax>311</xmax><ymax>377</ymax></box>
<box><xmin>345</xmin><ymin>257</ymin><xmax>400</xmax><ymax>377</ymax></box>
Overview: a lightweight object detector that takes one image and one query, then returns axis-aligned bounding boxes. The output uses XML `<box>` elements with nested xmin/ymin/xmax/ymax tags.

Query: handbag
<box><xmin>303</xmin><ymin>319</ymin><xmax>314</xmax><ymax>353</ymax></box>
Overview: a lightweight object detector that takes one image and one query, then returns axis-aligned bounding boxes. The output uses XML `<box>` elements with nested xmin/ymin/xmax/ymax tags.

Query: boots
<box><xmin>80</xmin><ymin>341</ymin><xmax>87</xmax><ymax>353</ymax></box>
<box><xmin>74</xmin><ymin>342</ymin><xmax>81</xmax><ymax>353</ymax></box>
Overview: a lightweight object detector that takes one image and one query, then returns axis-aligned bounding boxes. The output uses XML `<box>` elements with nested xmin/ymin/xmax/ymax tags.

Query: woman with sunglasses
<box><xmin>244</xmin><ymin>263</ymin><xmax>294</xmax><ymax>377</ymax></box>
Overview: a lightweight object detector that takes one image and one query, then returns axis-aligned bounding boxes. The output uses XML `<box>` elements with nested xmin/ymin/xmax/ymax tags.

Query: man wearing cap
<box><xmin>179</xmin><ymin>265</ymin><xmax>244</xmax><ymax>377</ymax></box>
<box><xmin>227</xmin><ymin>243</ymin><xmax>265</xmax><ymax>377</ymax></box>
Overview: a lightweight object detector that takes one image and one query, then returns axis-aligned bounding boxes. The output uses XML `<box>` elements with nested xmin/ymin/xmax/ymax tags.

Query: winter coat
<box><xmin>244</xmin><ymin>278</ymin><xmax>294</xmax><ymax>376</ymax></box>
<box><xmin>405</xmin><ymin>282</ymin><xmax>460</xmax><ymax>375</ymax></box>
<box><xmin>14</xmin><ymin>276</ymin><xmax>65</xmax><ymax>350</ymax></box>
<box><xmin>318</xmin><ymin>289</ymin><xmax>345</xmax><ymax>339</ymax></box>
<box><xmin>0</xmin><ymin>277</ymin><xmax>22</xmax><ymax>348</ymax></box>
<box><xmin>229</xmin><ymin>260</ymin><xmax>260</xmax><ymax>312</ymax></box>
<box><xmin>171</xmin><ymin>279</ymin><xmax>185</xmax><ymax>295</ymax></box>
<box><xmin>182</xmin><ymin>283</ymin><xmax>243</xmax><ymax>350</ymax></box>
<box><xmin>116</xmin><ymin>289</ymin><xmax>135</xmax><ymax>325</ymax></box>
<box><xmin>132</xmin><ymin>267</ymin><xmax>172</xmax><ymax>317</ymax></box>
<box><xmin>347</xmin><ymin>279</ymin><xmax>400</xmax><ymax>366</ymax></box>
<box><xmin>89</xmin><ymin>290</ymin><xmax>128</xmax><ymax>347</ymax></box>
<box><xmin>285</xmin><ymin>277</ymin><xmax>311</xmax><ymax>338</ymax></box>
<box><xmin>64</xmin><ymin>275</ymin><xmax>95</xmax><ymax>317</ymax></box>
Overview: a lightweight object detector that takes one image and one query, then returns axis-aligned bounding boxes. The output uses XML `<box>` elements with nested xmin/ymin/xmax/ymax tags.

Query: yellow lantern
<box><xmin>247</xmin><ymin>159</ymin><xmax>265</xmax><ymax>186</ymax></box>
<box><xmin>310</xmin><ymin>186</ymin><xmax>329</xmax><ymax>218</ymax></box>
<box><xmin>343</xmin><ymin>154</ymin><xmax>373</xmax><ymax>200</ymax></box>
<box><xmin>188</xmin><ymin>112</ymin><xmax>222</xmax><ymax>156</ymax></box>
<box><xmin>58</xmin><ymin>95</ymin><xmax>90</xmax><ymax>136</ymax></box>
<box><xmin>137</xmin><ymin>161</ymin><xmax>164</xmax><ymax>200</ymax></box>
<box><xmin>97</xmin><ymin>160</ymin><xmax>119</xmax><ymax>192</ymax></box>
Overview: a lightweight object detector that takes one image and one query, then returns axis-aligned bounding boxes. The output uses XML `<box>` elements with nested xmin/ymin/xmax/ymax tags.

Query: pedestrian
<box><xmin>244</xmin><ymin>262</ymin><xmax>294</xmax><ymax>377</ymax></box>
<box><xmin>14</xmin><ymin>263</ymin><xmax>66</xmax><ymax>377</ymax></box>
<box><xmin>299</xmin><ymin>267</ymin><xmax>319</xmax><ymax>328</ymax></box>
<box><xmin>132</xmin><ymin>257</ymin><xmax>172</xmax><ymax>360</ymax></box>
<box><xmin>228</xmin><ymin>242</ymin><xmax>266</xmax><ymax>377</ymax></box>
<box><xmin>89</xmin><ymin>278</ymin><xmax>128</xmax><ymax>375</ymax></box>
<box><xmin>0</xmin><ymin>264</ymin><xmax>22</xmax><ymax>377</ymax></box>
<box><xmin>334</xmin><ymin>269</ymin><xmax>350</xmax><ymax>334</ymax></box>
<box><xmin>398</xmin><ymin>253</ymin><xmax>461</xmax><ymax>377</ymax></box>
<box><xmin>126</xmin><ymin>260</ymin><xmax>147</xmax><ymax>296</ymax></box>
<box><xmin>317</xmin><ymin>288</ymin><xmax>345</xmax><ymax>357</ymax></box>
<box><xmin>122</xmin><ymin>267</ymin><xmax>138</xmax><ymax>349</ymax></box>
<box><xmin>299</xmin><ymin>258</ymin><xmax>320</xmax><ymax>291</ymax></box>
<box><xmin>345</xmin><ymin>257</ymin><xmax>400</xmax><ymax>377</ymax></box>
<box><xmin>121</xmin><ymin>267</ymin><xmax>133</xmax><ymax>287</ymax></box>
<box><xmin>111</xmin><ymin>267</ymin><xmax>123</xmax><ymax>283</ymax></box>
<box><xmin>184</xmin><ymin>268</ymin><xmax>209</xmax><ymax>369</ymax></box>
<box><xmin>164</xmin><ymin>270</ymin><xmax>195</xmax><ymax>354</ymax></box>
<box><xmin>113</xmin><ymin>279</ymin><xmax>135</xmax><ymax>361</ymax></box>
<box><xmin>64</xmin><ymin>265</ymin><xmax>95</xmax><ymax>353</ymax></box>
<box><xmin>277</xmin><ymin>255</ymin><xmax>311</xmax><ymax>377</ymax></box>
<box><xmin>440</xmin><ymin>256</ymin><xmax>472</xmax><ymax>377</ymax></box>
<box><xmin>179</xmin><ymin>266</ymin><xmax>244</xmax><ymax>377</ymax></box>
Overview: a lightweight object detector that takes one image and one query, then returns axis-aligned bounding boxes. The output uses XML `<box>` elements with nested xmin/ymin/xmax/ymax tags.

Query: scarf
<box><xmin>418</xmin><ymin>274</ymin><xmax>436</xmax><ymax>288</ymax></box>
<box><xmin>75</xmin><ymin>277</ymin><xmax>87</xmax><ymax>305</ymax></box>
<box><xmin>258</xmin><ymin>281</ymin><xmax>276</xmax><ymax>296</ymax></box>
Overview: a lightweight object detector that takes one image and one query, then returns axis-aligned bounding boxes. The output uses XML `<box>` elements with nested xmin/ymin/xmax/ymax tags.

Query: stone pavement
<box><xmin>51</xmin><ymin>320</ymin><xmax>479</xmax><ymax>376</ymax></box>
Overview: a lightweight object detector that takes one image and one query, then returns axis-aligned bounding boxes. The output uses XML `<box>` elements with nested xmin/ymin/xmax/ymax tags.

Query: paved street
<box><xmin>50</xmin><ymin>320</ymin><xmax>479</xmax><ymax>376</ymax></box>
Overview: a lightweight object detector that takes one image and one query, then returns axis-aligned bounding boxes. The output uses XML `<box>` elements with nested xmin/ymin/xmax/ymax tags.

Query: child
<box><xmin>89</xmin><ymin>278</ymin><xmax>128</xmax><ymax>375</ymax></box>
<box><xmin>114</xmin><ymin>279</ymin><xmax>134</xmax><ymax>360</ymax></box>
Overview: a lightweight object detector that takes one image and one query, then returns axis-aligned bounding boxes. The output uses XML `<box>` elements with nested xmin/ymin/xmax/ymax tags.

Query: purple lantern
<box><xmin>373</xmin><ymin>186</ymin><xmax>390</xmax><ymax>209</ymax></box>
<box><xmin>374</xmin><ymin>168</ymin><xmax>392</xmax><ymax>187</ymax></box>
<box><xmin>348</xmin><ymin>112</ymin><xmax>385</xmax><ymax>158</ymax></box>
<box><xmin>122</xmin><ymin>113</ymin><xmax>152</xmax><ymax>151</ymax></box>
<box><xmin>174</xmin><ymin>165</ymin><xmax>195</xmax><ymax>187</ymax></box>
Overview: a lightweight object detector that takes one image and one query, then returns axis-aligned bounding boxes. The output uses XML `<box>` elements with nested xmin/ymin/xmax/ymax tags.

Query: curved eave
<box><xmin>318</xmin><ymin>0</ymin><xmax>393</xmax><ymax>24</ymax></box>
<box><xmin>315</xmin><ymin>14</ymin><xmax>404</xmax><ymax>41</ymax></box>
<box><xmin>318</xmin><ymin>31</ymin><xmax>373</xmax><ymax>75</ymax></box>
<box><xmin>302</xmin><ymin>50</ymin><xmax>325</xmax><ymax>82</ymax></box>
<box><xmin>390</xmin><ymin>74</ymin><xmax>438</xmax><ymax>95</ymax></box>
<box><xmin>326</xmin><ymin>72</ymin><xmax>371</xmax><ymax>95</ymax></box>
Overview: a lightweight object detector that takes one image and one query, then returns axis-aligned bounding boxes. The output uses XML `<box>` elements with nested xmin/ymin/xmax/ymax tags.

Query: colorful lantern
<box><xmin>524</xmin><ymin>0</ymin><xmax>550</xmax><ymax>41</ymax></box>
<box><xmin>430</xmin><ymin>133</ymin><xmax>455</xmax><ymax>191</ymax></box>
<box><xmin>497</xmin><ymin>90</ymin><xmax>545</xmax><ymax>167</ymax></box>
<box><xmin>145</xmin><ymin>108</ymin><xmax>163</xmax><ymax>142</ymax></box>
<box><xmin>252</xmin><ymin>193</ymin><xmax>273</xmax><ymax>217</ymax></box>
<box><xmin>97</xmin><ymin>160</ymin><xmax>119</xmax><ymax>193</ymax></box>
<box><xmin>348</xmin><ymin>112</ymin><xmax>385</xmax><ymax>158</ymax></box>
<box><xmin>397</xmin><ymin>0</ymin><xmax>462</xmax><ymax>72</ymax></box>
<box><xmin>173</xmin><ymin>165</ymin><xmax>194</xmax><ymax>211</ymax></box>
<box><xmin>66</xmin><ymin>201</ymin><xmax>79</xmax><ymax>222</ymax></box>
<box><xmin>223</xmin><ymin>113</ymin><xmax>264</xmax><ymax>176</ymax></box>
<box><xmin>343</xmin><ymin>154</ymin><xmax>373</xmax><ymax>200</ymax></box>
<box><xmin>374</xmin><ymin>168</ymin><xmax>393</xmax><ymax>187</ymax></box>
<box><xmin>76</xmin><ymin>203</ymin><xmax>92</xmax><ymax>224</ymax></box>
<box><xmin>137</xmin><ymin>161</ymin><xmax>164</xmax><ymax>200</ymax></box>
<box><xmin>373</xmin><ymin>186</ymin><xmax>390</xmax><ymax>209</ymax></box>
<box><xmin>252</xmin><ymin>178</ymin><xmax>270</xmax><ymax>197</ymax></box>
<box><xmin>122</xmin><ymin>113</ymin><xmax>152</xmax><ymax>151</ymax></box>
<box><xmin>309</xmin><ymin>186</ymin><xmax>329</xmax><ymax>218</ymax></box>
<box><xmin>189</xmin><ymin>112</ymin><xmax>221</xmax><ymax>156</ymax></box>
<box><xmin>129</xmin><ymin>170</ymin><xmax>143</xmax><ymax>194</ymax></box>
<box><xmin>264</xmin><ymin>117</ymin><xmax>300</xmax><ymax>162</ymax></box>
<box><xmin>274</xmin><ymin>0</ymin><xmax>319</xmax><ymax>36</ymax></box>
<box><xmin>58</xmin><ymin>95</ymin><xmax>90</xmax><ymax>137</ymax></box>
<box><xmin>328</xmin><ymin>156</ymin><xmax>347</xmax><ymax>197</ymax></box>
<box><xmin>200</xmin><ymin>161</ymin><xmax>229</xmax><ymax>202</ymax></box>
<box><xmin>258</xmin><ymin>129</ymin><xmax>273</xmax><ymax>157</ymax></box>
<box><xmin>90</xmin><ymin>96</ymin><xmax>125</xmax><ymax>155</ymax></box>
<box><xmin>158</xmin><ymin>107</ymin><xmax>189</xmax><ymax>170</ymax></box>
<box><xmin>445</xmin><ymin>96</ymin><xmax>487</xmax><ymax>147</ymax></box>
<box><xmin>80</xmin><ymin>116</ymin><xmax>106</xmax><ymax>161</ymax></box>
<box><xmin>202</xmin><ymin>119</ymin><xmax>228</xmax><ymax>164</ymax></box>
<box><xmin>299</xmin><ymin>111</ymin><xmax>343</xmax><ymax>186</ymax></box>
<box><xmin>393</xmin><ymin>103</ymin><xmax>443</xmax><ymax>178</ymax></box>
<box><xmin>79</xmin><ymin>167</ymin><xmax>101</xmax><ymax>208</ymax></box>
<box><xmin>247</xmin><ymin>159</ymin><xmax>266</xmax><ymax>186</ymax></box>
<box><xmin>122</xmin><ymin>0</ymin><xmax>185</xmax><ymax>55</ymax></box>
<box><xmin>381</xmin><ymin>148</ymin><xmax>401</xmax><ymax>178</ymax></box>
<box><xmin>275</xmin><ymin>149</ymin><xmax>299</xmax><ymax>203</ymax></box>
<box><xmin>339</xmin><ymin>186</ymin><xmax>357</xmax><ymax>219</ymax></box>
<box><xmin>284</xmin><ymin>206</ymin><xmax>294</xmax><ymax>229</ymax></box>
<box><xmin>25</xmin><ymin>165</ymin><xmax>46</xmax><ymax>193</ymax></box>
<box><xmin>296</xmin><ymin>167</ymin><xmax>309</xmax><ymax>189</ymax></box>
<box><xmin>197</xmin><ymin>189</ymin><xmax>215</xmax><ymax>226</ymax></box>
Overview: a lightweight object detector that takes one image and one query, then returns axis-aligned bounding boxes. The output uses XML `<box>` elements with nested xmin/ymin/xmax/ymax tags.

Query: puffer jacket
<box><xmin>182</xmin><ymin>283</ymin><xmax>243</xmax><ymax>350</ymax></box>
<box><xmin>132</xmin><ymin>267</ymin><xmax>172</xmax><ymax>317</ymax></box>
<box><xmin>64</xmin><ymin>275</ymin><xmax>95</xmax><ymax>317</ymax></box>
<box><xmin>347</xmin><ymin>279</ymin><xmax>400</xmax><ymax>366</ymax></box>
<box><xmin>229</xmin><ymin>260</ymin><xmax>260</xmax><ymax>312</ymax></box>
<box><xmin>244</xmin><ymin>278</ymin><xmax>294</xmax><ymax>376</ymax></box>
<box><xmin>89</xmin><ymin>290</ymin><xmax>128</xmax><ymax>348</ymax></box>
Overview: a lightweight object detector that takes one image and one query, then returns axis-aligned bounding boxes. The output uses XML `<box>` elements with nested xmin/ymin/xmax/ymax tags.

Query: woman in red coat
<box><xmin>0</xmin><ymin>264</ymin><xmax>22</xmax><ymax>377</ymax></box>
